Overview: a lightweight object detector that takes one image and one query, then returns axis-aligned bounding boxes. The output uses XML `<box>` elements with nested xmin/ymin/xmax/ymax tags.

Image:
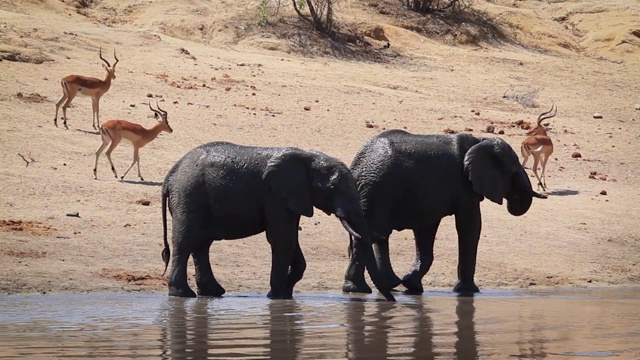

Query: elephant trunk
<box><xmin>335</xmin><ymin>207</ymin><xmax>396</xmax><ymax>301</ymax></box>
<box><xmin>505</xmin><ymin>167</ymin><xmax>542</xmax><ymax>216</ymax></box>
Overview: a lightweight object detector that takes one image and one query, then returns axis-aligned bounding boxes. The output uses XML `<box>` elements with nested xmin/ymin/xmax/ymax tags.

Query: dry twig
<box><xmin>17</xmin><ymin>152</ymin><xmax>36</xmax><ymax>167</ymax></box>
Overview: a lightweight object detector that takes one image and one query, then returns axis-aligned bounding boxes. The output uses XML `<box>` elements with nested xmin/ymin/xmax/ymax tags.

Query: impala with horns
<box><xmin>94</xmin><ymin>101</ymin><xmax>173</xmax><ymax>182</ymax></box>
<box><xmin>54</xmin><ymin>47</ymin><xmax>119</xmax><ymax>130</ymax></box>
<box><xmin>521</xmin><ymin>103</ymin><xmax>556</xmax><ymax>191</ymax></box>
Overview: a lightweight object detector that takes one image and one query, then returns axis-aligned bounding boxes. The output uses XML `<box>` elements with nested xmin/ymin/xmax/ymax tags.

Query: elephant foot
<box><xmin>168</xmin><ymin>286</ymin><xmax>197</xmax><ymax>298</ymax></box>
<box><xmin>342</xmin><ymin>280</ymin><xmax>372</xmax><ymax>294</ymax></box>
<box><xmin>267</xmin><ymin>288</ymin><xmax>294</xmax><ymax>300</ymax></box>
<box><xmin>453</xmin><ymin>281</ymin><xmax>480</xmax><ymax>295</ymax></box>
<box><xmin>401</xmin><ymin>273</ymin><xmax>424</xmax><ymax>294</ymax></box>
<box><xmin>197</xmin><ymin>283</ymin><xmax>226</xmax><ymax>297</ymax></box>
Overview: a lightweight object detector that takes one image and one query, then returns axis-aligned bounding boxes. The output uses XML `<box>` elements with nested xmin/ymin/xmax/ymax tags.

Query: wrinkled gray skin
<box><xmin>342</xmin><ymin>130</ymin><xmax>546</xmax><ymax>295</ymax></box>
<box><xmin>162</xmin><ymin>141</ymin><xmax>395</xmax><ymax>301</ymax></box>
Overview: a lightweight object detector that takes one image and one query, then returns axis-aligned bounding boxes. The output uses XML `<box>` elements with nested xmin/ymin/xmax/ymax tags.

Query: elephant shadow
<box><xmin>159</xmin><ymin>297</ymin><xmax>304</xmax><ymax>359</ymax></box>
<box><xmin>344</xmin><ymin>295</ymin><xmax>478</xmax><ymax>359</ymax></box>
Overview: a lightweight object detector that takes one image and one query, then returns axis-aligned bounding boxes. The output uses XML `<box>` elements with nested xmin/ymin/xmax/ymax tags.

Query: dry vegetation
<box><xmin>0</xmin><ymin>0</ymin><xmax>639</xmax><ymax>296</ymax></box>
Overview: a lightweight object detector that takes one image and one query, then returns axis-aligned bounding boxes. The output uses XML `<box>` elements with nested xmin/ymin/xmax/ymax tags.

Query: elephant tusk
<box><xmin>339</xmin><ymin>218</ymin><xmax>361</xmax><ymax>240</ymax></box>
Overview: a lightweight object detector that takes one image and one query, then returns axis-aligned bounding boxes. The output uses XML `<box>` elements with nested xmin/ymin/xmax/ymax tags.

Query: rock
<box><xmin>571</xmin><ymin>151</ymin><xmax>582</xmax><ymax>158</ymax></box>
<box><xmin>304</xmin><ymin>106</ymin><xmax>311</xmax><ymax>111</ymax></box>
<box><xmin>593</xmin><ymin>112</ymin><xmax>603</xmax><ymax>119</ymax></box>
<box><xmin>136</xmin><ymin>199</ymin><xmax>151</xmax><ymax>206</ymax></box>
<box><xmin>485</xmin><ymin>125</ymin><xmax>495</xmax><ymax>133</ymax></box>
<box><xmin>66</xmin><ymin>212</ymin><xmax>80</xmax><ymax>217</ymax></box>
<box><xmin>146</xmin><ymin>93</ymin><xmax>153</xmax><ymax>98</ymax></box>
<box><xmin>498</xmin><ymin>130</ymin><xmax>505</xmax><ymax>134</ymax></box>
<box><xmin>515</xmin><ymin>120</ymin><xmax>524</xmax><ymax>125</ymax></box>
<box><xmin>635</xmin><ymin>104</ymin><xmax>640</xmax><ymax>110</ymax></box>
<box><xmin>600</xmin><ymin>190</ymin><xmax>607</xmax><ymax>195</ymax></box>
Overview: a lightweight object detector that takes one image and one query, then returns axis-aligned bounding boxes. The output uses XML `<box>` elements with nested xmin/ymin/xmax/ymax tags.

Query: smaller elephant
<box><xmin>161</xmin><ymin>141</ymin><xmax>394</xmax><ymax>301</ymax></box>
<box><xmin>342</xmin><ymin>130</ymin><xmax>546</xmax><ymax>295</ymax></box>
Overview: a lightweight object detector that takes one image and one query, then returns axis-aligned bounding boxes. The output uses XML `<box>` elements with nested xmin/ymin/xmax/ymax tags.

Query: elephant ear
<box><xmin>463</xmin><ymin>138</ymin><xmax>516</xmax><ymax>205</ymax></box>
<box><xmin>262</xmin><ymin>149</ymin><xmax>314</xmax><ymax>217</ymax></box>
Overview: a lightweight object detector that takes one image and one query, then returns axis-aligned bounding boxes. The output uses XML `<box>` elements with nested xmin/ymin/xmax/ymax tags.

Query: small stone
<box><xmin>599</xmin><ymin>175</ymin><xmax>607</xmax><ymax>181</ymax></box>
<box><xmin>136</xmin><ymin>199</ymin><xmax>151</xmax><ymax>206</ymax></box>
<box><xmin>225</xmin><ymin>87</ymin><xmax>231</xmax><ymax>91</ymax></box>
<box><xmin>146</xmin><ymin>93</ymin><xmax>153</xmax><ymax>98</ymax></box>
<box><xmin>485</xmin><ymin>125</ymin><xmax>495</xmax><ymax>133</ymax></box>
<box><xmin>304</xmin><ymin>106</ymin><xmax>311</xmax><ymax>111</ymax></box>
<box><xmin>66</xmin><ymin>212</ymin><xmax>80</xmax><ymax>217</ymax></box>
<box><xmin>593</xmin><ymin>112</ymin><xmax>603</xmax><ymax>119</ymax></box>
<box><xmin>635</xmin><ymin>104</ymin><xmax>640</xmax><ymax>110</ymax></box>
<box><xmin>571</xmin><ymin>151</ymin><xmax>582</xmax><ymax>158</ymax></box>
<box><xmin>498</xmin><ymin>129</ymin><xmax>505</xmax><ymax>134</ymax></box>
<box><xmin>475</xmin><ymin>111</ymin><xmax>480</xmax><ymax>116</ymax></box>
<box><xmin>600</xmin><ymin>190</ymin><xmax>607</xmax><ymax>195</ymax></box>
<box><xmin>515</xmin><ymin>120</ymin><xmax>524</xmax><ymax>125</ymax></box>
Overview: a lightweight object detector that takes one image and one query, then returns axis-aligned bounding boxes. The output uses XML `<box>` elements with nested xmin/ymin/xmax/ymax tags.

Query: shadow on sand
<box><xmin>545</xmin><ymin>189</ymin><xmax>579</xmax><ymax>197</ymax></box>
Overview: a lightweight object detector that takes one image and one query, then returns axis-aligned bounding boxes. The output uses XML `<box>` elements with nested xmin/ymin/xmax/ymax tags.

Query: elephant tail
<box><xmin>161</xmin><ymin>185</ymin><xmax>170</xmax><ymax>276</ymax></box>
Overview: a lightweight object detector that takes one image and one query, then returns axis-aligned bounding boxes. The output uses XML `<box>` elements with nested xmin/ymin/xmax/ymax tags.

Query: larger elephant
<box><xmin>342</xmin><ymin>130</ymin><xmax>546</xmax><ymax>295</ymax></box>
<box><xmin>161</xmin><ymin>141</ymin><xmax>394</xmax><ymax>301</ymax></box>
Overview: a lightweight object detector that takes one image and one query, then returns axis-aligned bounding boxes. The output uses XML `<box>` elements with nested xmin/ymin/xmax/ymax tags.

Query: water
<box><xmin>1</xmin><ymin>288</ymin><xmax>639</xmax><ymax>359</ymax></box>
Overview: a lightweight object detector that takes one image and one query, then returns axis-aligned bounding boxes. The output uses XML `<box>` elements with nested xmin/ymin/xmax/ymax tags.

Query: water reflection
<box><xmin>1</xmin><ymin>289</ymin><xmax>639</xmax><ymax>359</ymax></box>
<box><xmin>267</xmin><ymin>300</ymin><xmax>302</xmax><ymax>359</ymax></box>
<box><xmin>455</xmin><ymin>295</ymin><xmax>478</xmax><ymax>359</ymax></box>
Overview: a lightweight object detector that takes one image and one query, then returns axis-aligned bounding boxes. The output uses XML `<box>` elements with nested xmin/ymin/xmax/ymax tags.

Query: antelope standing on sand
<box><xmin>54</xmin><ymin>47</ymin><xmax>119</xmax><ymax>130</ymax></box>
<box><xmin>94</xmin><ymin>102</ymin><xmax>173</xmax><ymax>182</ymax></box>
<box><xmin>521</xmin><ymin>103</ymin><xmax>556</xmax><ymax>191</ymax></box>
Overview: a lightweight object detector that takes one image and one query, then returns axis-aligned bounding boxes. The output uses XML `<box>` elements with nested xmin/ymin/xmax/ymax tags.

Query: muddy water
<box><xmin>1</xmin><ymin>288</ymin><xmax>639</xmax><ymax>359</ymax></box>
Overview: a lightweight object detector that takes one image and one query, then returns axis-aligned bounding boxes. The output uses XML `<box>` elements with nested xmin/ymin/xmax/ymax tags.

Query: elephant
<box><xmin>161</xmin><ymin>141</ymin><xmax>395</xmax><ymax>301</ymax></box>
<box><xmin>342</xmin><ymin>130</ymin><xmax>546</xmax><ymax>295</ymax></box>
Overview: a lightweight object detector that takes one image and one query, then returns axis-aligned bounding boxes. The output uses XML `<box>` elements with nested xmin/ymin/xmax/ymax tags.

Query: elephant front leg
<box><xmin>373</xmin><ymin>237</ymin><xmax>402</xmax><ymax>289</ymax></box>
<box><xmin>192</xmin><ymin>241</ymin><xmax>226</xmax><ymax>297</ymax></box>
<box><xmin>265</xmin><ymin>211</ymin><xmax>300</xmax><ymax>299</ymax></box>
<box><xmin>284</xmin><ymin>242</ymin><xmax>306</xmax><ymax>298</ymax></box>
<box><xmin>342</xmin><ymin>235</ymin><xmax>372</xmax><ymax>294</ymax></box>
<box><xmin>401</xmin><ymin>220</ymin><xmax>440</xmax><ymax>294</ymax></box>
<box><xmin>453</xmin><ymin>205</ymin><xmax>481</xmax><ymax>295</ymax></box>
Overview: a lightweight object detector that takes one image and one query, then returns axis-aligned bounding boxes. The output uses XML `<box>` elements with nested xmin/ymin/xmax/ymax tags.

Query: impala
<box><xmin>521</xmin><ymin>103</ymin><xmax>556</xmax><ymax>191</ymax></box>
<box><xmin>94</xmin><ymin>102</ymin><xmax>173</xmax><ymax>182</ymax></box>
<box><xmin>54</xmin><ymin>47</ymin><xmax>119</xmax><ymax>130</ymax></box>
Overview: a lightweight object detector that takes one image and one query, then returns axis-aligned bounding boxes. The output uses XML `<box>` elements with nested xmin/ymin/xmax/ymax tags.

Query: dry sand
<box><xmin>0</xmin><ymin>0</ymin><xmax>638</xmax><ymax>297</ymax></box>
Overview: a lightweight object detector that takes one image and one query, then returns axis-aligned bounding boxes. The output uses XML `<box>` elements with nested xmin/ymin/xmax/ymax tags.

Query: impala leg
<box><xmin>521</xmin><ymin>146</ymin><xmax>529</xmax><ymax>168</ymax></box>
<box><xmin>93</xmin><ymin>132</ymin><xmax>110</xmax><ymax>179</ymax></box>
<box><xmin>91</xmin><ymin>97</ymin><xmax>99</xmax><ymax>130</ymax></box>
<box><xmin>104</xmin><ymin>135</ymin><xmax>122</xmax><ymax>179</ymax></box>
<box><xmin>54</xmin><ymin>94</ymin><xmax>67</xmax><ymax>128</ymax></box>
<box><xmin>121</xmin><ymin>147</ymin><xmax>141</xmax><ymax>181</ymax></box>
<box><xmin>532</xmin><ymin>155</ymin><xmax>545</xmax><ymax>191</ymax></box>
<box><xmin>540</xmin><ymin>153</ymin><xmax>550</xmax><ymax>190</ymax></box>
<box><xmin>60</xmin><ymin>89</ymin><xmax>77</xmax><ymax>130</ymax></box>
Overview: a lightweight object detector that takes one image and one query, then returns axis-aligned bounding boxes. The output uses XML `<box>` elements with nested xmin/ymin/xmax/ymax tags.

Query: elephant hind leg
<box><xmin>168</xmin><ymin>250</ymin><xmax>196</xmax><ymax>298</ymax></box>
<box><xmin>192</xmin><ymin>240</ymin><xmax>226</xmax><ymax>297</ymax></box>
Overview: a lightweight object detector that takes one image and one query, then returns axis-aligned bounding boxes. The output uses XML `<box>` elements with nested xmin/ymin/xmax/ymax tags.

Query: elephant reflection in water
<box><xmin>267</xmin><ymin>300</ymin><xmax>303</xmax><ymax>360</ymax></box>
<box><xmin>345</xmin><ymin>296</ymin><xmax>478</xmax><ymax>359</ymax></box>
<box><xmin>161</xmin><ymin>298</ymin><xmax>210</xmax><ymax>359</ymax></box>
<box><xmin>160</xmin><ymin>298</ymin><xmax>304</xmax><ymax>359</ymax></box>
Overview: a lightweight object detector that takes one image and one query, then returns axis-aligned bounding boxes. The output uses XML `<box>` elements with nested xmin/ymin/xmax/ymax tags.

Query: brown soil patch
<box><xmin>0</xmin><ymin>220</ymin><xmax>56</xmax><ymax>236</ymax></box>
